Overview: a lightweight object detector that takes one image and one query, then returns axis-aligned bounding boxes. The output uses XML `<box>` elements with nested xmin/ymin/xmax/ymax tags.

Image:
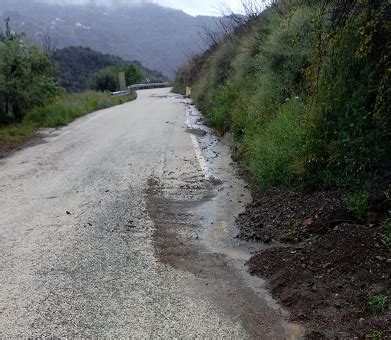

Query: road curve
<box><xmin>0</xmin><ymin>88</ymin><xmax>288</xmax><ymax>338</ymax></box>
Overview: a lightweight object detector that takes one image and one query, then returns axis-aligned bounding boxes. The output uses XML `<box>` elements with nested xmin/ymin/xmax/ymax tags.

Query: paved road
<box><xmin>0</xmin><ymin>89</ymin><xmax>290</xmax><ymax>338</ymax></box>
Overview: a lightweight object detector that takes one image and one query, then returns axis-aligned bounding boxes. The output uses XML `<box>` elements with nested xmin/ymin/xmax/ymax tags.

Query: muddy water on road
<box><xmin>147</xmin><ymin>92</ymin><xmax>304</xmax><ymax>339</ymax></box>
<box><xmin>184</xmin><ymin>100</ymin><xmax>305</xmax><ymax>339</ymax></box>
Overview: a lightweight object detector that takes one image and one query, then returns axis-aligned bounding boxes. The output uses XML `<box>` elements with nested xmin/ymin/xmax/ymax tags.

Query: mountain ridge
<box><xmin>0</xmin><ymin>0</ymin><xmax>219</xmax><ymax>78</ymax></box>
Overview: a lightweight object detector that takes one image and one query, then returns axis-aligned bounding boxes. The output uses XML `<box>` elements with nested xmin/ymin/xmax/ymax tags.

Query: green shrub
<box><xmin>280</xmin><ymin>219</ymin><xmax>302</xmax><ymax>242</ymax></box>
<box><xmin>0</xmin><ymin>19</ymin><xmax>61</xmax><ymax>123</ymax></box>
<box><xmin>368</xmin><ymin>294</ymin><xmax>388</xmax><ymax>315</ymax></box>
<box><xmin>88</xmin><ymin>63</ymin><xmax>142</xmax><ymax>92</ymax></box>
<box><xmin>345</xmin><ymin>193</ymin><xmax>369</xmax><ymax>220</ymax></box>
<box><xmin>204</xmin><ymin>84</ymin><xmax>238</xmax><ymax>133</ymax></box>
<box><xmin>244</xmin><ymin>100</ymin><xmax>306</xmax><ymax>188</ymax></box>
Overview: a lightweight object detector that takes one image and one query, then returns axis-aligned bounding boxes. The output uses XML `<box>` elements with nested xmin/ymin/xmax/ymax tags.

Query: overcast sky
<box><xmin>154</xmin><ymin>0</ymin><xmax>243</xmax><ymax>16</ymax></box>
<box><xmin>42</xmin><ymin>0</ymin><xmax>248</xmax><ymax>16</ymax></box>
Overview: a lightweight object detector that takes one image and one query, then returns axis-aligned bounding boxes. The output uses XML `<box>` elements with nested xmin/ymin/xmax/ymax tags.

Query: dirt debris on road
<box><xmin>237</xmin><ymin>189</ymin><xmax>391</xmax><ymax>338</ymax></box>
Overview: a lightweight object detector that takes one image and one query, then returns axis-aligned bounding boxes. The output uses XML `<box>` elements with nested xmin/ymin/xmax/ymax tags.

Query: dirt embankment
<box><xmin>237</xmin><ymin>190</ymin><xmax>391</xmax><ymax>338</ymax></box>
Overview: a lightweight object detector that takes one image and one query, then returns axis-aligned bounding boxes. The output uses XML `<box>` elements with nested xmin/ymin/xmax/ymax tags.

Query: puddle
<box><xmin>184</xmin><ymin>101</ymin><xmax>305</xmax><ymax>339</ymax></box>
<box><xmin>185</xmin><ymin>128</ymin><xmax>207</xmax><ymax>137</ymax></box>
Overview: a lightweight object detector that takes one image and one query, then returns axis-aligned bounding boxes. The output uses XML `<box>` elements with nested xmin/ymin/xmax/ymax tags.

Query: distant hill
<box><xmin>0</xmin><ymin>0</ymin><xmax>219</xmax><ymax>78</ymax></box>
<box><xmin>53</xmin><ymin>46</ymin><xmax>166</xmax><ymax>92</ymax></box>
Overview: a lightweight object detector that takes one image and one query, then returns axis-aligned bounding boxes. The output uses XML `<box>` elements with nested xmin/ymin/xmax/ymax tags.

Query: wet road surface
<box><xmin>0</xmin><ymin>88</ymin><xmax>299</xmax><ymax>338</ymax></box>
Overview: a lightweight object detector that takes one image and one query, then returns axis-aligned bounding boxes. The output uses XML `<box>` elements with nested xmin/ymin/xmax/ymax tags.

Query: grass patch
<box><xmin>367</xmin><ymin>330</ymin><xmax>384</xmax><ymax>340</ymax></box>
<box><xmin>0</xmin><ymin>123</ymin><xmax>37</xmax><ymax>151</ymax></box>
<box><xmin>25</xmin><ymin>91</ymin><xmax>136</xmax><ymax>127</ymax></box>
<box><xmin>0</xmin><ymin>91</ymin><xmax>136</xmax><ymax>153</ymax></box>
<box><xmin>368</xmin><ymin>294</ymin><xmax>388</xmax><ymax>315</ymax></box>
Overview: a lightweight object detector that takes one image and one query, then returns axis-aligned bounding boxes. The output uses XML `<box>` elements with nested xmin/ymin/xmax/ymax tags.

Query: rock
<box><xmin>376</xmin><ymin>256</ymin><xmax>386</xmax><ymax>262</ymax></box>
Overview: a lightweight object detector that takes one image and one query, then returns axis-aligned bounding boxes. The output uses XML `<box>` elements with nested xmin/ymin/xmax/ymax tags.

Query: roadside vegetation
<box><xmin>0</xmin><ymin>19</ymin><xmax>137</xmax><ymax>155</ymax></box>
<box><xmin>174</xmin><ymin>0</ymin><xmax>390</xmax><ymax>337</ymax></box>
<box><xmin>88</xmin><ymin>63</ymin><xmax>142</xmax><ymax>92</ymax></box>
<box><xmin>0</xmin><ymin>91</ymin><xmax>136</xmax><ymax>155</ymax></box>
<box><xmin>53</xmin><ymin>46</ymin><xmax>167</xmax><ymax>92</ymax></box>
<box><xmin>174</xmin><ymin>0</ymin><xmax>390</xmax><ymax>192</ymax></box>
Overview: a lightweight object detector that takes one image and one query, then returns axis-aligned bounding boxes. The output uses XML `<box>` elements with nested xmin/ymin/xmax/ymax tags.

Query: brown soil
<box><xmin>237</xmin><ymin>191</ymin><xmax>391</xmax><ymax>338</ymax></box>
<box><xmin>236</xmin><ymin>191</ymin><xmax>351</xmax><ymax>243</ymax></box>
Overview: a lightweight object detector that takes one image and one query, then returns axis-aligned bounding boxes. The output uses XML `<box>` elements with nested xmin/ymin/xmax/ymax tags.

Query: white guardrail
<box><xmin>129</xmin><ymin>82</ymin><xmax>171</xmax><ymax>90</ymax></box>
<box><xmin>111</xmin><ymin>82</ymin><xmax>171</xmax><ymax>97</ymax></box>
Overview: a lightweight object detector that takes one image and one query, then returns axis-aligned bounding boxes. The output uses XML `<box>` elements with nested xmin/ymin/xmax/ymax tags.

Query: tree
<box><xmin>41</xmin><ymin>28</ymin><xmax>58</xmax><ymax>55</ymax></box>
<box><xmin>0</xmin><ymin>19</ymin><xmax>60</xmax><ymax>123</ymax></box>
<box><xmin>88</xmin><ymin>63</ymin><xmax>143</xmax><ymax>92</ymax></box>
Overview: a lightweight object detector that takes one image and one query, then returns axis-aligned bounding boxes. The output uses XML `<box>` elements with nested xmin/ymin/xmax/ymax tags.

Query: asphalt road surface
<box><xmin>0</xmin><ymin>88</ymin><xmax>296</xmax><ymax>338</ymax></box>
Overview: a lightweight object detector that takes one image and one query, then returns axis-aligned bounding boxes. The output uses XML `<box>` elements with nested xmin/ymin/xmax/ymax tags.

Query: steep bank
<box><xmin>174</xmin><ymin>1</ymin><xmax>390</xmax><ymax>338</ymax></box>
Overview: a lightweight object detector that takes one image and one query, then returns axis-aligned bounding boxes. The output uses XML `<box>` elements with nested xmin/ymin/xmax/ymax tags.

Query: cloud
<box><xmin>33</xmin><ymin>0</ymin><xmax>248</xmax><ymax>16</ymax></box>
<box><xmin>39</xmin><ymin>0</ymin><xmax>150</xmax><ymax>6</ymax></box>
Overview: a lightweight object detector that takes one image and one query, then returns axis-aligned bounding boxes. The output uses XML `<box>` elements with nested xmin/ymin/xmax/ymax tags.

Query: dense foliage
<box><xmin>174</xmin><ymin>0</ymin><xmax>390</xmax><ymax>191</ymax></box>
<box><xmin>53</xmin><ymin>47</ymin><xmax>125</xmax><ymax>92</ymax></box>
<box><xmin>53</xmin><ymin>47</ymin><xmax>166</xmax><ymax>92</ymax></box>
<box><xmin>0</xmin><ymin>18</ymin><xmax>61</xmax><ymax>123</ymax></box>
<box><xmin>88</xmin><ymin>63</ymin><xmax>143</xmax><ymax>92</ymax></box>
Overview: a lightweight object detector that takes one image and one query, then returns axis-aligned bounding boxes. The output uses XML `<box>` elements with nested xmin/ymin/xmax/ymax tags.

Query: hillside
<box><xmin>174</xmin><ymin>1</ymin><xmax>390</xmax><ymax>338</ymax></box>
<box><xmin>0</xmin><ymin>0</ymin><xmax>219</xmax><ymax>78</ymax></box>
<box><xmin>53</xmin><ymin>46</ymin><xmax>166</xmax><ymax>92</ymax></box>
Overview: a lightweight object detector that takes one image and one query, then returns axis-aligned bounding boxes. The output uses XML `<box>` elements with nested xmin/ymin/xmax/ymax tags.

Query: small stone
<box><xmin>358</xmin><ymin>318</ymin><xmax>365</xmax><ymax>324</ymax></box>
<box><xmin>376</xmin><ymin>256</ymin><xmax>386</xmax><ymax>262</ymax></box>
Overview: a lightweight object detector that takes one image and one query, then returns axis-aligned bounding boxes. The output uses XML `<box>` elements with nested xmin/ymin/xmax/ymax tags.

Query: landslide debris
<box><xmin>237</xmin><ymin>190</ymin><xmax>391</xmax><ymax>338</ymax></box>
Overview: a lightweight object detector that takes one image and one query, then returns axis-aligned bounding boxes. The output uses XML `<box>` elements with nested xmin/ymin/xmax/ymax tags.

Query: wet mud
<box><xmin>145</xmin><ymin>97</ymin><xmax>305</xmax><ymax>339</ymax></box>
